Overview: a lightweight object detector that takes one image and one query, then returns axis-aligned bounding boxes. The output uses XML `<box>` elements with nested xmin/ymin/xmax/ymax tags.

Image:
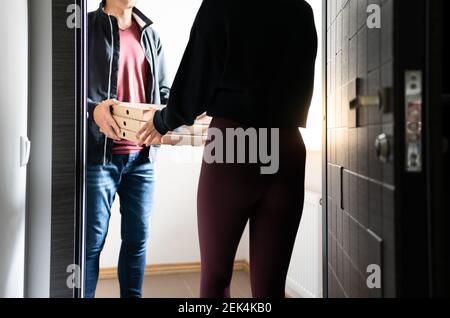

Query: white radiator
<box><xmin>286</xmin><ymin>191</ymin><xmax>323</xmax><ymax>298</ymax></box>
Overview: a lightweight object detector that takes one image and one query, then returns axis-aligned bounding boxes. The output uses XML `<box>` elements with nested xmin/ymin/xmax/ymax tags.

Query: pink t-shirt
<box><xmin>113</xmin><ymin>19</ymin><xmax>150</xmax><ymax>155</ymax></box>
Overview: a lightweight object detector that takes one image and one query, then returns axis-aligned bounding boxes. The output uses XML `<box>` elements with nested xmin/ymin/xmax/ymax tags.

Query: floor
<box><xmin>95</xmin><ymin>270</ymin><xmax>253</xmax><ymax>298</ymax></box>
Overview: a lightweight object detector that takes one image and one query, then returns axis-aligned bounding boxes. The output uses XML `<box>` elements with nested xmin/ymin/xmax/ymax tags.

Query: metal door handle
<box><xmin>375</xmin><ymin>133</ymin><xmax>390</xmax><ymax>163</ymax></box>
<box><xmin>348</xmin><ymin>78</ymin><xmax>392</xmax><ymax>113</ymax></box>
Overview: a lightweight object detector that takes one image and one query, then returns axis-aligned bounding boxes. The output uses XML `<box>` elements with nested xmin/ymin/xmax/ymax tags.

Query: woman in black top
<box><xmin>139</xmin><ymin>0</ymin><xmax>317</xmax><ymax>298</ymax></box>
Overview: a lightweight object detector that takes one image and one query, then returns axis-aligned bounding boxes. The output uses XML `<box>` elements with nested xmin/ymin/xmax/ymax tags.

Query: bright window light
<box><xmin>301</xmin><ymin>0</ymin><xmax>323</xmax><ymax>152</ymax></box>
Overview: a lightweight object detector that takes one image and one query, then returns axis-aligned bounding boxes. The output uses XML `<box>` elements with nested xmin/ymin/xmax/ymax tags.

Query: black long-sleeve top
<box><xmin>153</xmin><ymin>0</ymin><xmax>318</xmax><ymax>134</ymax></box>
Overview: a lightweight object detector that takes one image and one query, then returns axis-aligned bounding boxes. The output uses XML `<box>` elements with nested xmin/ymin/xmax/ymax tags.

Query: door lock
<box><xmin>405</xmin><ymin>71</ymin><xmax>423</xmax><ymax>173</ymax></box>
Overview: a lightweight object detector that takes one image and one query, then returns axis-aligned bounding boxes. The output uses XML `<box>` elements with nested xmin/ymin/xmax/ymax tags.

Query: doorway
<box><xmin>80</xmin><ymin>0</ymin><xmax>324</xmax><ymax>299</ymax></box>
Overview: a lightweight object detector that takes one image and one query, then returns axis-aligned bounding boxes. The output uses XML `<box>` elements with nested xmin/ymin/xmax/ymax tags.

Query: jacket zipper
<box><xmin>140</xmin><ymin>30</ymin><xmax>157</xmax><ymax>163</ymax></box>
<box><xmin>103</xmin><ymin>14</ymin><xmax>115</xmax><ymax>165</ymax></box>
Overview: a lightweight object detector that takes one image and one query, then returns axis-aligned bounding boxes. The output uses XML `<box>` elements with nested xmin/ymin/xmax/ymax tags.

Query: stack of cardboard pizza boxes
<box><xmin>111</xmin><ymin>102</ymin><xmax>210</xmax><ymax>146</ymax></box>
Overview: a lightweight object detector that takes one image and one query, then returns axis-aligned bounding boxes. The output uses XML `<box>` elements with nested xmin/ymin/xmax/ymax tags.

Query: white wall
<box><xmin>301</xmin><ymin>3</ymin><xmax>323</xmax><ymax>296</ymax></box>
<box><xmin>25</xmin><ymin>0</ymin><xmax>53</xmax><ymax>298</ymax></box>
<box><xmin>0</xmin><ymin>0</ymin><xmax>29</xmax><ymax>298</ymax></box>
<box><xmin>88</xmin><ymin>0</ymin><xmax>321</xmax><ymax>274</ymax></box>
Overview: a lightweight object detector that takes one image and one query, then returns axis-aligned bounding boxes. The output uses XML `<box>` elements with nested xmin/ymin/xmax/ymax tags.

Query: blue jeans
<box><xmin>85</xmin><ymin>152</ymin><xmax>156</xmax><ymax>298</ymax></box>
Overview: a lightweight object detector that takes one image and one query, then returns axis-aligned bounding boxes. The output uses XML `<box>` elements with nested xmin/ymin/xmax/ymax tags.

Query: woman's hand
<box><xmin>137</xmin><ymin>109</ymin><xmax>164</xmax><ymax>146</ymax></box>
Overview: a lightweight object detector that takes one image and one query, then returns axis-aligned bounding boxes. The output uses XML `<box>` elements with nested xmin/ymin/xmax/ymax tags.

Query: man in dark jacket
<box><xmin>85</xmin><ymin>0</ymin><xmax>170</xmax><ymax>298</ymax></box>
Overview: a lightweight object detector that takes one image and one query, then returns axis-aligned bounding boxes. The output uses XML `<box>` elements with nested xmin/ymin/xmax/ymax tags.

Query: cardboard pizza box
<box><xmin>114</xmin><ymin>115</ymin><xmax>209</xmax><ymax>136</ymax></box>
<box><xmin>112</xmin><ymin>103</ymin><xmax>211</xmax><ymax>126</ymax></box>
<box><xmin>113</xmin><ymin>115</ymin><xmax>146</xmax><ymax>132</ymax></box>
<box><xmin>173</xmin><ymin>124</ymin><xmax>209</xmax><ymax>136</ymax></box>
<box><xmin>119</xmin><ymin>128</ymin><xmax>208</xmax><ymax>147</ymax></box>
<box><xmin>119</xmin><ymin>128</ymin><xmax>140</xmax><ymax>144</ymax></box>
<box><xmin>195</xmin><ymin>113</ymin><xmax>212</xmax><ymax>126</ymax></box>
<box><xmin>111</xmin><ymin>102</ymin><xmax>160</xmax><ymax>121</ymax></box>
<box><xmin>113</xmin><ymin>103</ymin><xmax>211</xmax><ymax>146</ymax></box>
<box><xmin>163</xmin><ymin>134</ymin><xmax>208</xmax><ymax>147</ymax></box>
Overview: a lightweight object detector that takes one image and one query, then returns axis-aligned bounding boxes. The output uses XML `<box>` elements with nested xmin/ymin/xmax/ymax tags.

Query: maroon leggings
<box><xmin>197</xmin><ymin>117</ymin><xmax>306</xmax><ymax>298</ymax></box>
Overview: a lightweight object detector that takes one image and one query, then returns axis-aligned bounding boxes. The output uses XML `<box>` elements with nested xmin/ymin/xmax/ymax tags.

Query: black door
<box><xmin>323</xmin><ymin>0</ymin><xmax>446</xmax><ymax>297</ymax></box>
<box><xmin>428</xmin><ymin>0</ymin><xmax>450</xmax><ymax>298</ymax></box>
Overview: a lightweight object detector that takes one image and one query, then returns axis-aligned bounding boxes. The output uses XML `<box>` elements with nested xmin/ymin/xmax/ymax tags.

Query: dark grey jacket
<box><xmin>87</xmin><ymin>1</ymin><xmax>170</xmax><ymax>165</ymax></box>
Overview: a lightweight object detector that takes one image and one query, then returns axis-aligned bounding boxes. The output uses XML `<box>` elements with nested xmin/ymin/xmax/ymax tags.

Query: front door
<box><xmin>323</xmin><ymin>0</ymin><xmax>444</xmax><ymax>297</ymax></box>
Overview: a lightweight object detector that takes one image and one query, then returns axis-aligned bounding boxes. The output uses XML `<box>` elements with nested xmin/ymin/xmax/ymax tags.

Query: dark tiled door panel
<box><xmin>325</xmin><ymin>0</ymin><xmax>449</xmax><ymax>297</ymax></box>
<box><xmin>325</xmin><ymin>0</ymin><xmax>395</xmax><ymax>298</ymax></box>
